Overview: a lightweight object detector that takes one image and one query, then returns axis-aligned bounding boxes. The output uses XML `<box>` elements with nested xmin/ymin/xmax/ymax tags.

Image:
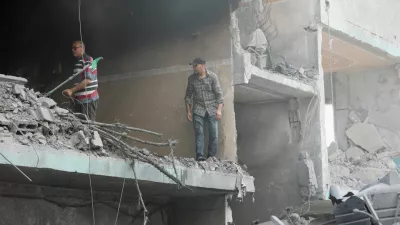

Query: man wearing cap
<box><xmin>184</xmin><ymin>57</ymin><xmax>224</xmax><ymax>161</ymax></box>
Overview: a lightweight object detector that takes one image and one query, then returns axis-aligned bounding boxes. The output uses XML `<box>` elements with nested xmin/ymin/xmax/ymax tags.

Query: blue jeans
<box><xmin>193</xmin><ymin>113</ymin><xmax>218</xmax><ymax>158</ymax></box>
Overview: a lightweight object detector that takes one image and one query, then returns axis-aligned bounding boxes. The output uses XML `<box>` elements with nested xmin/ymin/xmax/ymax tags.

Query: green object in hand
<box><xmin>89</xmin><ymin>57</ymin><xmax>104</xmax><ymax>72</ymax></box>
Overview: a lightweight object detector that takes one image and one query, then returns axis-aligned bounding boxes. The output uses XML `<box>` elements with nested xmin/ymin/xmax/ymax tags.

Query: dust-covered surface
<box><xmin>328</xmin><ymin>122</ymin><xmax>399</xmax><ymax>190</ymax></box>
<box><xmin>0</xmin><ymin>77</ymin><xmax>249</xmax><ymax>177</ymax></box>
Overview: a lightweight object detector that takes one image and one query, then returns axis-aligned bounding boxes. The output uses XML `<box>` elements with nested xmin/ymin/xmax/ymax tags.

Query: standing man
<box><xmin>63</xmin><ymin>41</ymin><xmax>99</xmax><ymax>121</ymax></box>
<box><xmin>184</xmin><ymin>57</ymin><xmax>224</xmax><ymax>161</ymax></box>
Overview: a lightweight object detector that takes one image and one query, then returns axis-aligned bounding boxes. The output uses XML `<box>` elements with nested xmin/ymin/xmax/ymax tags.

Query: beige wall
<box><xmin>97</xmin><ymin>63</ymin><xmax>236</xmax><ymax>160</ymax></box>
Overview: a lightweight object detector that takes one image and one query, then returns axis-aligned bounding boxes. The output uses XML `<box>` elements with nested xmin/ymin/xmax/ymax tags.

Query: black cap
<box><xmin>189</xmin><ymin>57</ymin><xmax>206</xmax><ymax>66</ymax></box>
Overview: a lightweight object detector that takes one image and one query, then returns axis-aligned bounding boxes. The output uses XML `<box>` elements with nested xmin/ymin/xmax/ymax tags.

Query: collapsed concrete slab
<box><xmin>0</xmin><ymin>143</ymin><xmax>255</xmax><ymax>193</ymax></box>
<box><xmin>346</xmin><ymin>123</ymin><xmax>385</xmax><ymax>153</ymax></box>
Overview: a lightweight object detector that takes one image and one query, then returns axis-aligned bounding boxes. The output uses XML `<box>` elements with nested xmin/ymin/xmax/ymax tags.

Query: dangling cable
<box><xmin>78</xmin><ymin>0</ymin><xmax>96</xmax><ymax>224</ymax></box>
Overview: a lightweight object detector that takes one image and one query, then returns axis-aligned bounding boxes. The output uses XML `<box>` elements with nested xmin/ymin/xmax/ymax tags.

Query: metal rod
<box><xmin>44</xmin><ymin>64</ymin><xmax>91</xmax><ymax>97</ymax></box>
<box><xmin>0</xmin><ymin>152</ymin><xmax>32</xmax><ymax>182</ymax></box>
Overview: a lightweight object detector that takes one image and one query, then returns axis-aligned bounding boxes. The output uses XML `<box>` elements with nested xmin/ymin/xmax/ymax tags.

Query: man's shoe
<box><xmin>196</xmin><ymin>156</ymin><xmax>206</xmax><ymax>161</ymax></box>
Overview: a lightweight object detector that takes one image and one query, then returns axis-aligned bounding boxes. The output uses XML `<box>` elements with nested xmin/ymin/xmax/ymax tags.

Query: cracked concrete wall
<box><xmin>320</xmin><ymin>0</ymin><xmax>400</xmax><ymax>57</ymax></box>
<box><xmin>232</xmin><ymin>0</ymin><xmax>321</xmax><ymax>84</ymax></box>
<box><xmin>232</xmin><ymin>98</ymin><xmax>326</xmax><ymax>224</ymax></box>
<box><xmin>333</xmin><ymin>67</ymin><xmax>400</xmax><ymax>152</ymax></box>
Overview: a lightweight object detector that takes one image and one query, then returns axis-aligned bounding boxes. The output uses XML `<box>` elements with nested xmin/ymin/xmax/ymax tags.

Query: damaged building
<box><xmin>1</xmin><ymin>0</ymin><xmax>400</xmax><ymax>224</ymax></box>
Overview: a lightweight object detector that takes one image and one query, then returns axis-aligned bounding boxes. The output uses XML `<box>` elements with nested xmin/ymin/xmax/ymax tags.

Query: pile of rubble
<box><xmin>328</xmin><ymin>112</ymin><xmax>398</xmax><ymax>190</ymax></box>
<box><xmin>0</xmin><ymin>76</ymin><xmax>248</xmax><ymax>182</ymax></box>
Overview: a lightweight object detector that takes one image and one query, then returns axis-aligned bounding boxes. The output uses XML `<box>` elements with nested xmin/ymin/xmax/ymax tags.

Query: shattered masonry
<box><xmin>329</xmin><ymin>109</ymin><xmax>397</xmax><ymax>190</ymax></box>
<box><xmin>0</xmin><ymin>76</ymin><xmax>249</xmax><ymax>178</ymax></box>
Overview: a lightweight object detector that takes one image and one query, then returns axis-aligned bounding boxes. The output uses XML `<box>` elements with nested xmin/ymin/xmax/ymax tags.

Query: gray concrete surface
<box><xmin>0</xmin><ymin>194</ymin><xmax>228</xmax><ymax>225</ymax></box>
<box><xmin>0</xmin><ymin>143</ymin><xmax>255</xmax><ymax>192</ymax></box>
<box><xmin>320</xmin><ymin>0</ymin><xmax>400</xmax><ymax>57</ymax></box>
<box><xmin>232</xmin><ymin>102</ymin><xmax>302</xmax><ymax>224</ymax></box>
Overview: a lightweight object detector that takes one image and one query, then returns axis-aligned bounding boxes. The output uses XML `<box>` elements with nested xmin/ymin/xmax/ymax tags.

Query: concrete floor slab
<box><xmin>0</xmin><ymin>143</ymin><xmax>255</xmax><ymax>195</ymax></box>
<box><xmin>235</xmin><ymin>67</ymin><xmax>316</xmax><ymax>104</ymax></box>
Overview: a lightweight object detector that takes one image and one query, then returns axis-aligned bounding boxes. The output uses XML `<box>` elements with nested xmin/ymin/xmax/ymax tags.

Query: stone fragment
<box><xmin>346</xmin><ymin>123</ymin><xmax>385</xmax><ymax>153</ymax></box>
<box><xmin>328</xmin><ymin>142</ymin><xmax>338</xmax><ymax>156</ymax></box>
<box><xmin>28</xmin><ymin>108</ymin><xmax>39</xmax><ymax>120</ymax></box>
<box><xmin>330</xmin><ymin>165</ymin><xmax>350</xmax><ymax>177</ymax></box>
<box><xmin>346</xmin><ymin>146</ymin><xmax>365</xmax><ymax>159</ymax></box>
<box><xmin>296</xmin><ymin>152</ymin><xmax>318</xmax><ymax>199</ymax></box>
<box><xmin>12</xmin><ymin>84</ymin><xmax>24</xmax><ymax>95</ymax></box>
<box><xmin>17</xmin><ymin>136</ymin><xmax>30</xmax><ymax>145</ymax></box>
<box><xmin>55</xmin><ymin>107</ymin><xmax>69</xmax><ymax>116</ymax></box>
<box><xmin>38</xmin><ymin>97</ymin><xmax>57</xmax><ymax>108</ymax></box>
<box><xmin>36</xmin><ymin>107</ymin><xmax>55</xmax><ymax>122</ymax></box>
<box><xmin>13</xmin><ymin>109</ymin><xmax>18</xmax><ymax>114</ymax></box>
<box><xmin>348</xmin><ymin>111</ymin><xmax>361</xmax><ymax>124</ymax></box>
<box><xmin>0</xmin><ymin>113</ymin><xmax>11</xmax><ymax>126</ymax></box>
<box><xmin>71</xmin><ymin>130</ymin><xmax>89</xmax><ymax>150</ymax></box>
<box><xmin>90</xmin><ymin>131</ymin><xmax>103</xmax><ymax>149</ymax></box>
<box><xmin>33</xmin><ymin>133</ymin><xmax>47</xmax><ymax>145</ymax></box>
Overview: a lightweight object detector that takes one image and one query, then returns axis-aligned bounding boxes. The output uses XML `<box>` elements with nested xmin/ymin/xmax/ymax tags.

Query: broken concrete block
<box><xmin>12</xmin><ymin>84</ymin><xmax>24</xmax><ymax>95</ymax></box>
<box><xmin>71</xmin><ymin>130</ymin><xmax>89</xmax><ymax>150</ymax></box>
<box><xmin>33</xmin><ymin>133</ymin><xmax>47</xmax><ymax>145</ymax></box>
<box><xmin>296</xmin><ymin>152</ymin><xmax>318</xmax><ymax>190</ymax></box>
<box><xmin>38</xmin><ymin>97</ymin><xmax>57</xmax><ymax>108</ymax></box>
<box><xmin>28</xmin><ymin>108</ymin><xmax>39</xmax><ymax>120</ymax></box>
<box><xmin>0</xmin><ymin>113</ymin><xmax>11</xmax><ymax>126</ymax></box>
<box><xmin>36</xmin><ymin>107</ymin><xmax>55</xmax><ymax>122</ymax></box>
<box><xmin>328</xmin><ymin>142</ymin><xmax>338</xmax><ymax>156</ymax></box>
<box><xmin>10</xmin><ymin>119</ymin><xmax>38</xmax><ymax>134</ymax></box>
<box><xmin>348</xmin><ymin>111</ymin><xmax>361</xmax><ymax>124</ymax></box>
<box><xmin>91</xmin><ymin>131</ymin><xmax>103</xmax><ymax>149</ymax></box>
<box><xmin>346</xmin><ymin>146</ymin><xmax>365</xmax><ymax>159</ymax></box>
<box><xmin>55</xmin><ymin>107</ymin><xmax>69</xmax><ymax>116</ymax></box>
<box><xmin>346</xmin><ymin>123</ymin><xmax>385</xmax><ymax>153</ymax></box>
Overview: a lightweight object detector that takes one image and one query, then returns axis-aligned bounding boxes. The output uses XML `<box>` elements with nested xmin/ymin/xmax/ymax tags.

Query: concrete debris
<box><xmin>55</xmin><ymin>107</ymin><xmax>69</xmax><ymax>116</ymax></box>
<box><xmin>345</xmin><ymin>146</ymin><xmax>365</xmax><ymax>159</ymax></box>
<box><xmin>0</xmin><ymin>113</ymin><xmax>11</xmax><ymax>126</ymax></box>
<box><xmin>71</xmin><ymin>131</ymin><xmax>90</xmax><ymax>150</ymax></box>
<box><xmin>297</xmin><ymin>152</ymin><xmax>318</xmax><ymax>200</ymax></box>
<box><xmin>346</xmin><ymin>123</ymin><xmax>385</xmax><ymax>153</ymax></box>
<box><xmin>91</xmin><ymin>131</ymin><xmax>103</xmax><ymax>149</ymax></box>
<box><xmin>36</xmin><ymin>107</ymin><xmax>55</xmax><ymax>123</ymax></box>
<box><xmin>288</xmin><ymin>213</ymin><xmax>309</xmax><ymax>225</ymax></box>
<box><xmin>246</xmin><ymin>28</ymin><xmax>268</xmax><ymax>53</ymax></box>
<box><xmin>273</xmin><ymin>62</ymin><xmax>317</xmax><ymax>84</ymax></box>
<box><xmin>348</xmin><ymin>111</ymin><xmax>361</xmax><ymax>124</ymax></box>
<box><xmin>39</xmin><ymin>97</ymin><xmax>57</xmax><ymax>108</ymax></box>
<box><xmin>0</xmin><ymin>76</ymin><xmax>248</xmax><ymax>177</ymax></box>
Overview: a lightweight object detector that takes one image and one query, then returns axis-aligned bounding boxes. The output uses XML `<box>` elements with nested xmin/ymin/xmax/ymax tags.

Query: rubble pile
<box><xmin>0</xmin><ymin>79</ymin><xmax>248</xmax><ymax>180</ymax></box>
<box><xmin>329</xmin><ymin>111</ymin><xmax>398</xmax><ymax>190</ymax></box>
<box><xmin>272</xmin><ymin>62</ymin><xmax>318</xmax><ymax>85</ymax></box>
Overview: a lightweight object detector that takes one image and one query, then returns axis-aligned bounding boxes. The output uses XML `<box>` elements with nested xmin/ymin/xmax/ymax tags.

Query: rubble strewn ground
<box><xmin>0</xmin><ymin>78</ymin><xmax>248</xmax><ymax>177</ymax></box>
<box><xmin>329</xmin><ymin>111</ymin><xmax>399</xmax><ymax>190</ymax></box>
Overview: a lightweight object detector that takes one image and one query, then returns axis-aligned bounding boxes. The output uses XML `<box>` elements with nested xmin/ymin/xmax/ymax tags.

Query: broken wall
<box><xmin>331</xmin><ymin>67</ymin><xmax>400</xmax><ymax>188</ymax></box>
<box><xmin>91</xmin><ymin>7</ymin><xmax>237</xmax><ymax>160</ymax></box>
<box><xmin>232</xmin><ymin>99</ymin><xmax>322</xmax><ymax>224</ymax></box>
<box><xmin>232</xmin><ymin>0</ymin><xmax>321</xmax><ymax>84</ymax></box>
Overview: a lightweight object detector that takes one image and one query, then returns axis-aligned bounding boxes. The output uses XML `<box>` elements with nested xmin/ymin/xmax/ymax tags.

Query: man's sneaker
<box><xmin>196</xmin><ymin>156</ymin><xmax>206</xmax><ymax>161</ymax></box>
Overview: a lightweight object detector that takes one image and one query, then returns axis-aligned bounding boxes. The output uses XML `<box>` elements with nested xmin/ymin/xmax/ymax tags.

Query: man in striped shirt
<box><xmin>63</xmin><ymin>41</ymin><xmax>99</xmax><ymax>121</ymax></box>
